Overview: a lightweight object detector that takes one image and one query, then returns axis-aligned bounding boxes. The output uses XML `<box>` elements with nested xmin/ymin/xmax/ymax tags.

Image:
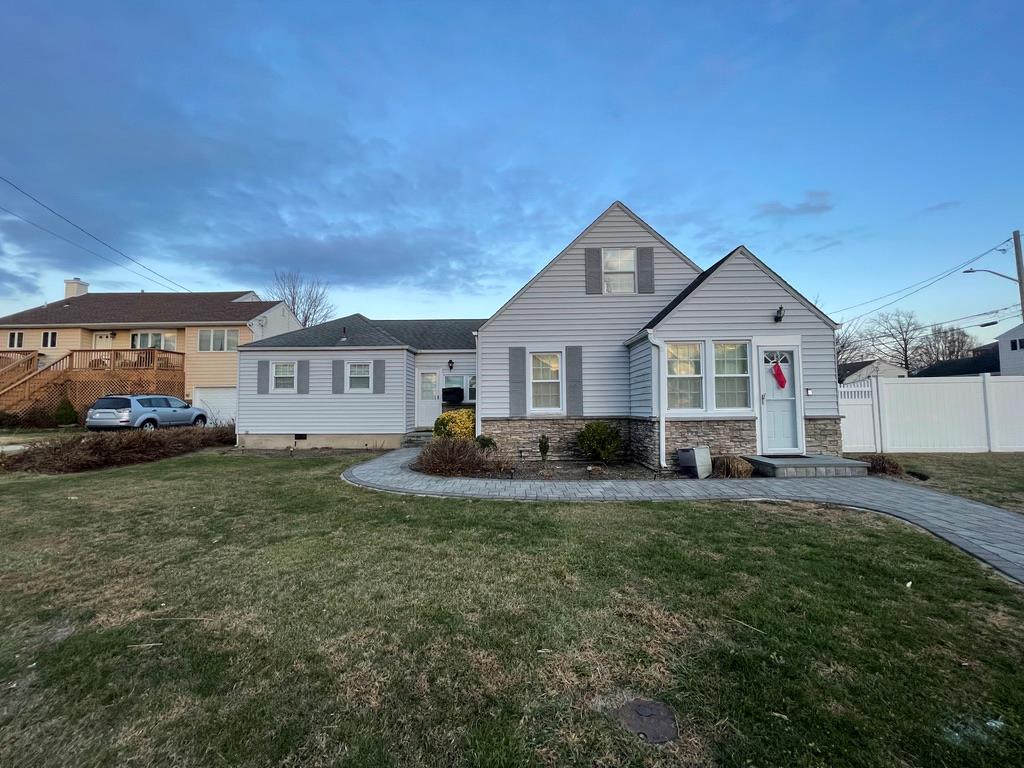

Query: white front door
<box><xmin>92</xmin><ymin>332</ymin><xmax>113</xmax><ymax>349</ymax></box>
<box><xmin>759</xmin><ymin>348</ymin><xmax>802</xmax><ymax>454</ymax></box>
<box><xmin>415</xmin><ymin>369</ymin><xmax>442</xmax><ymax>429</ymax></box>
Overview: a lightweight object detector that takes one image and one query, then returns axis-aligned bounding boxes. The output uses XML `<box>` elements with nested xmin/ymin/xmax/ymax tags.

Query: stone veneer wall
<box><xmin>628</xmin><ymin>418</ymin><xmax>660</xmax><ymax>469</ymax></box>
<box><xmin>481</xmin><ymin>417</ymin><xmax>632</xmax><ymax>461</ymax></box>
<box><xmin>804</xmin><ymin>416</ymin><xmax>842</xmax><ymax>455</ymax></box>
<box><xmin>664</xmin><ymin>419</ymin><xmax>757</xmax><ymax>469</ymax></box>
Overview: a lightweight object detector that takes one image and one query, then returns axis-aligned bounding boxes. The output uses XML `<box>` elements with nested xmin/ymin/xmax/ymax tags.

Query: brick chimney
<box><xmin>64</xmin><ymin>277</ymin><xmax>89</xmax><ymax>298</ymax></box>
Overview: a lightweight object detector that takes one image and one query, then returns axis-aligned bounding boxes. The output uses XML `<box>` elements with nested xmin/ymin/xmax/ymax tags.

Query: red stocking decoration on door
<box><xmin>771</xmin><ymin>361</ymin><xmax>787</xmax><ymax>389</ymax></box>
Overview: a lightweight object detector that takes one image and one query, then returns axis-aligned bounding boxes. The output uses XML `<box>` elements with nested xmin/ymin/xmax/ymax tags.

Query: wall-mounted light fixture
<box><xmin>774</xmin><ymin>306</ymin><xmax>786</xmax><ymax>323</ymax></box>
<box><xmin>110</xmin><ymin>331</ymin><xmax>117</xmax><ymax>338</ymax></box>
<box><xmin>447</xmin><ymin>359</ymin><xmax>455</xmax><ymax>371</ymax></box>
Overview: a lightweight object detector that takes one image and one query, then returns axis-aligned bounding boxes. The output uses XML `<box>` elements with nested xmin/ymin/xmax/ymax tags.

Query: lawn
<box><xmin>896</xmin><ymin>453</ymin><xmax>1024</xmax><ymax>512</ymax></box>
<box><xmin>1</xmin><ymin>451</ymin><xmax>1023</xmax><ymax>767</ymax></box>
<box><xmin>0</xmin><ymin>427</ymin><xmax>81</xmax><ymax>447</ymax></box>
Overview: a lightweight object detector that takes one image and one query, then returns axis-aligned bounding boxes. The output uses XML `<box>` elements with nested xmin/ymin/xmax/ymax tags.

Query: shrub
<box><xmin>474</xmin><ymin>434</ymin><xmax>497</xmax><ymax>452</ymax></box>
<box><xmin>576</xmin><ymin>421</ymin><xmax>623</xmax><ymax>463</ymax></box>
<box><xmin>433</xmin><ymin>408</ymin><xmax>475</xmax><ymax>439</ymax></box>
<box><xmin>711</xmin><ymin>455</ymin><xmax>754</xmax><ymax>478</ymax></box>
<box><xmin>0</xmin><ymin>411</ymin><xmax>20</xmax><ymax>429</ymax></box>
<box><xmin>0</xmin><ymin>425</ymin><xmax>235</xmax><ymax>474</ymax></box>
<box><xmin>414</xmin><ymin>437</ymin><xmax>497</xmax><ymax>476</ymax></box>
<box><xmin>860</xmin><ymin>453</ymin><xmax>903</xmax><ymax>476</ymax></box>
<box><xmin>538</xmin><ymin>434</ymin><xmax>550</xmax><ymax>461</ymax></box>
<box><xmin>55</xmin><ymin>398</ymin><xmax>78</xmax><ymax>426</ymax></box>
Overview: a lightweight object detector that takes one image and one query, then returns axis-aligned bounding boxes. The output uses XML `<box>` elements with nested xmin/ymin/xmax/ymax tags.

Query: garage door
<box><xmin>192</xmin><ymin>387</ymin><xmax>237</xmax><ymax>425</ymax></box>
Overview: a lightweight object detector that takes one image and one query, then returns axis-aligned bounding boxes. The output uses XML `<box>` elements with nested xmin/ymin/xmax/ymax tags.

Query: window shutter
<box><xmin>257</xmin><ymin>360</ymin><xmax>270</xmax><ymax>394</ymax></box>
<box><xmin>373</xmin><ymin>359</ymin><xmax>386</xmax><ymax>394</ymax></box>
<box><xmin>332</xmin><ymin>360</ymin><xmax>345</xmax><ymax>394</ymax></box>
<box><xmin>509</xmin><ymin>347</ymin><xmax>527</xmax><ymax>417</ymax></box>
<box><xmin>637</xmin><ymin>246</ymin><xmax>654</xmax><ymax>293</ymax></box>
<box><xmin>584</xmin><ymin>248</ymin><xmax>602</xmax><ymax>294</ymax></box>
<box><xmin>297</xmin><ymin>360</ymin><xmax>310</xmax><ymax>394</ymax></box>
<box><xmin>566</xmin><ymin>346</ymin><xmax>583</xmax><ymax>416</ymax></box>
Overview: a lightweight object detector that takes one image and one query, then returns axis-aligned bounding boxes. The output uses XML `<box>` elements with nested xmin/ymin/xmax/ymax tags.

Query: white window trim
<box><xmin>345</xmin><ymin>360</ymin><xmax>373</xmax><ymax>393</ymax></box>
<box><xmin>527</xmin><ymin>349</ymin><xmax>564</xmax><ymax>414</ymax></box>
<box><xmin>712</xmin><ymin>341</ymin><xmax>753</xmax><ymax>412</ymax></box>
<box><xmin>197</xmin><ymin>327</ymin><xmax>240</xmax><ymax>352</ymax></box>
<box><xmin>665</xmin><ymin>341</ymin><xmax>705</xmax><ymax>413</ymax></box>
<box><xmin>442</xmin><ymin>372</ymin><xmax>477</xmax><ymax>403</ymax></box>
<box><xmin>131</xmin><ymin>330</ymin><xmax>176</xmax><ymax>351</ymax></box>
<box><xmin>601</xmin><ymin>246</ymin><xmax>637</xmax><ymax>295</ymax></box>
<box><xmin>271</xmin><ymin>361</ymin><xmax>297</xmax><ymax>394</ymax></box>
<box><xmin>41</xmin><ymin>331</ymin><xmax>58</xmax><ymax>348</ymax></box>
<box><xmin>8</xmin><ymin>331</ymin><xmax>24</xmax><ymax>349</ymax></box>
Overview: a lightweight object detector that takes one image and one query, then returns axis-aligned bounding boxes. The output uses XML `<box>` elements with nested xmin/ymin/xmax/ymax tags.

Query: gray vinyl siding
<box><xmin>477</xmin><ymin>204</ymin><xmax>698</xmax><ymax>418</ymax></box>
<box><xmin>404</xmin><ymin>350</ymin><xmax>416</xmax><ymax>432</ymax></box>
<box><xmin>237</xmin><ymin>348</ymin><xmax>408</xmax><ymax>434</ymax></box>
<box><xmin>652</xmin><ymin>251</ymin><xmax>839</xmax><ymax>417</ymax></box>
<box><xmin>413</xmin><ymin>351</ymin><xmax>476</xmax><ymax>381</ymax></box>
<box><xmin>628</xmin><ymin>338</ymin><xmax>653</xmax><ymax>417</ymax></box>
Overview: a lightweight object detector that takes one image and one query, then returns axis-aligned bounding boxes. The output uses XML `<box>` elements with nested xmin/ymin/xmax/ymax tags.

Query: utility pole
<box><xmin>1015</xmin><ymin>230</ymin><xmax>1024</xmax><ymax>323</ymax></box>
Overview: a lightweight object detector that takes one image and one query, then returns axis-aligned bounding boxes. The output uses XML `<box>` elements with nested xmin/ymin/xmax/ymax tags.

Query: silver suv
<box><xmin>85</xmin><ymin>394</ymin><xmax>208</xmax><ymax>431</ymax></box>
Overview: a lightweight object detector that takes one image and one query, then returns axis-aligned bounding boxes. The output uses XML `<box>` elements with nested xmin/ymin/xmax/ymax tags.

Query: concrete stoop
<box><xmin>743</xmin><ymin>454</ymin><xmax>869</xmax><ymax>478</ymax></box>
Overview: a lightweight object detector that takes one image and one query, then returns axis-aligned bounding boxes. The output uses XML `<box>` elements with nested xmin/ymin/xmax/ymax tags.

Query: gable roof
<box><xmin>913</xmin><ymin>344</ymin><xmax>1000</xmax><ymax>377</ymax></box>
<box><xmin>837</xmin><ymin>359</ymin><xmax>877</xmax><ymax>382</ymax></box>
<box><xmin>996</xmin><ymin>321</ymin><xmax>1024</xmax><ymax>341</ymax></box>
<box><xmin>0</xmin><ymin>291</ymin><xmax>281</xmax><ymax>327</ymax></box>
<box><xmin>243</xmin><ymin>314</ymin><xmax>485</xmax><ymax>350</ymax></box>
<box><xmin>477</xmin><ymin>200</ymin><xmax>700</xmax><ymax>333</ymax></box>
<box><xmin>644</xmin><ymin>245</ymin><xmax>840</xmax><ymax>331</ymax></box>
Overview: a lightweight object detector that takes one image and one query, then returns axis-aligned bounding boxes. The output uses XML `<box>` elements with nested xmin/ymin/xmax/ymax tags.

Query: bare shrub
<box><xmin>414</xmin><ymin>437</ymin><xmax>498</xmax><ymax>477</ymax></box>
<box><xmin>711</xmin><ymin>455</ymin><xmax>754</xmax><ymax>478</ymax></box>
<box><xmin>859</xmin><ymin>453</ymin><xmax>904</xmax><ymax>476</ymax></box>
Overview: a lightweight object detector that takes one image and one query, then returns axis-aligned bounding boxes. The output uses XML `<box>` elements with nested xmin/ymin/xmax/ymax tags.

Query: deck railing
<box><xmin>0</xmin><ymin>351</ymin><xmax>39</xmax><ymax>389</ymax></box>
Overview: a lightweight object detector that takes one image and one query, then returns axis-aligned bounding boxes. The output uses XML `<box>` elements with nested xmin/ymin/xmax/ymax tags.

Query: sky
<box><xmin>1</xmin><ymin>1</ymin><xmax>1022</xmax><ymax>340</ymax></box>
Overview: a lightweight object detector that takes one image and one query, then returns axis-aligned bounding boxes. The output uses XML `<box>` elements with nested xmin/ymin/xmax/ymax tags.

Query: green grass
<box><xmin>895</xmin><ymin>453</ymin><xmax>1024</xmax><ymax>512</ymax></box>
<box><xmin>1</xmin><ymin>452</ymin><xmax>1023</xmax><ymax>767</ymax></box>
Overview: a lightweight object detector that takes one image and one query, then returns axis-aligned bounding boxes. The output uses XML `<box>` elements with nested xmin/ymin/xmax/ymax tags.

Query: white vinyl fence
<box><xmin>839</xmin><ymin>375</ymin><xmax>1024</xmax><ymax>453</ymax></box>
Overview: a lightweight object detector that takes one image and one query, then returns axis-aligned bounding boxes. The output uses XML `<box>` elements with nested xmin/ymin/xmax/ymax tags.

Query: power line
<box><xmin>0</xmin><ymin>173</ymin><xmax>192</xmax><ymax>292</ymax></box>
<box><xmin>0</xmin><ymin>204</ymin><xmax>182</xmax><ymax>292</ymax></box>
<box><xmin>830</xmin><ymin>236</ymin><xmax>1013</xmax><ymax>320</ymax></box>
<box><xmin>851</xmin><ymin>303</ymin><xmax>1021</xmax><ymax>345</ymax></box>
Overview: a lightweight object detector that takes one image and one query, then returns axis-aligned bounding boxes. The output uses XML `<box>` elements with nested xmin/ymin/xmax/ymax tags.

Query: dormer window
<box><xmin>602</xmin><ymin>248</ymin><xmax>636</xmax><ymax>294</ymax></box>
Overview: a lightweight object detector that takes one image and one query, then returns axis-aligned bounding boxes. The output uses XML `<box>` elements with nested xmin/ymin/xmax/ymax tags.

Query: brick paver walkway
<box><xmin>343</xmin><ymin>448</ymin><xmax>1024</xmax><ymax>583</ymax></box>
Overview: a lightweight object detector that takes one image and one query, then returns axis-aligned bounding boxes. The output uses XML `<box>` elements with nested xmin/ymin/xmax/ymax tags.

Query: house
<box><xmin>235</xmin><ymin>202</ymin><xmax>842</xmax><ymax>466</ymax></box>
<box><xmin>0</xmin><ymin>279</ymin><xmax>299</xmax><ymax>421</ymax></box>
<box><xmin>913</xmin><ymin>342</ymin><xmax>1000</xmax><ymax>378</ymax></box>
<box><xmin>996</xmin><ymin>322</ymin><xmax>1024</xmax><ymax>376</ymax></box>
<box><xmin>837</xmin><ymin>359</ymin><xmax>907</xmax><ymax>383</ymax></box>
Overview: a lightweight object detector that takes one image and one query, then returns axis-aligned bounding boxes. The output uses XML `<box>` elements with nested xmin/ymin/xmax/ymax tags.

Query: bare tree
<box><xmin>266</xmin><ymin>270</ymin><xmax>335</xmax><ymax>327</ymax></box>
<box><xmin>866</xmin><ymin>310</ymin><xmax>925</xmax><ymax>371</ymax></box>
<box><xmin>834</xmin><ymin>318</ymin><xmax>868</xmax><ymax>367</ymax></box>
<box><xmin>917</xmin><ymin>325</ymin><xmax>975</xmax><ymax>368</ymax></box>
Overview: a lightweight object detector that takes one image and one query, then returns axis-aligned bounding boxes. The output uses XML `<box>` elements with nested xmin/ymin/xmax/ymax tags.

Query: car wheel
<box><xmin>193</xmin><ymin>416</ymin><xmax>207</xmax><ymax>428</ymax></box>
<box><xmin>140</xmin><ymin>420</ymin><xmax>157</xmax><ymax>431</ymax></box>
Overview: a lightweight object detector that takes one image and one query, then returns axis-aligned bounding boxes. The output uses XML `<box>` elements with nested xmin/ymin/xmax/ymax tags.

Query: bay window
<box><xmin>666</xmin><ymin>342</ymin><xmax>703</xmax><ymax>409</ymax></box>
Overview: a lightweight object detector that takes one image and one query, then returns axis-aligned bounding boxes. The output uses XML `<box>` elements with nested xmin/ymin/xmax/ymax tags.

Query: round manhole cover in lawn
<box><xmin>613</xmin><ymin>698</ymin><xmax>678</xmax><ymax>744</ymax></box>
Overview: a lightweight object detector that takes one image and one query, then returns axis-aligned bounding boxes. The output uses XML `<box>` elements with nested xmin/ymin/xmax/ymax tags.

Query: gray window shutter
<box><xmin>509</xmin><ymin>347</ymin><xmax>526</xmax><ymax>417</ymax></box>
<box><xmin>257</xmin><ymin>360</ymin><xmax>270</xmax><ymax>394</ymax></box>
<box><xmin>297</xmin><ymin>360</ymin><xmax>310</xmax><ymax>394</ymax></box>
<box><xmin>637</xmin><ymin>246</ymin><xmax>654</xmax><ymax>293</ymax></box>
<box><xmin>566</xmin><ymin>346</ymin><xmax>583</xmax><ymax>416</ymax></box>
<box><xmin>584</xmin><ymin>248</ymin><xmax>602</xmax><ymax>294</ymax></box>
<box><xmin>332</xmin><ymin>360</ymin><xmax>345</xmax><ymax>394</ymax></box>
<box><xmin>373</xmin><ymin>359</ymin><xmax>386</xmax><ymax>394</ymax></box>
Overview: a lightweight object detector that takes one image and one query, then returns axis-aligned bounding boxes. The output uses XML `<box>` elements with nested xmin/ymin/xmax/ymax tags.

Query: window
<box><xmin>131</xmin><ymin>332</ymin><xmax>175</xmax><ymax>350</ymax></box>
<box><xmin>715</xmin><ymin>343</ymin><xmax>751</xmax><ymax>408</ymax></box>
<box><xmin>271</xmin><ymin>362</ymin><xmax>296</xmax><ymax>392</ymax></box>
<box><xmin>346</xmin><ymin>361</ymin><xmax>371</xmax><ymax>391</ymax></box>
<box><xmin>41</xmin><ymin>331</ymin><xmax>58</xmax><ymax>348</ymax></box>
<box><xmin>442</xmin><ymin>373</ymin><xmax>477</xmax><ymax>403</ymax></box>
<box><xmin>198</xmin><ymin>328</ymin><xmax>240</xmax><ymax>352</ymax></box>
<box><xmin>666</xmin><ymin>342</ymin><xmax>703</xmax><ymax>409</ymax></box>
<box><xmin>1013</xmin><ymin>340</ymin><xmax>1019</xmax><ymax>351</ymax></box>
<box><xmin>468</xmin><ymin>375</ymin><xmax>477</xmax><ymax>402</ymax></box>
<box><xmin>167</xmin><ymin>397</ymin><xmax>188</xmax><ymax>408</ymax></box>
<box><xmin>93</xmin><ymin>397</ymin><xmax>131</xmax><ymax>410</ymax></box>
<box><xmin>7</xmin><ymin>331</ymin><xmax>23</xmax><ymax>349</ymax></box>
<box><xmin>530</xmin><ymin>352</ymin><xmax>561</xmax><ymax>410</ymax></box>
<box><xmin>602</xmin><ymin>247</ymin><xmax>636</xmax><ymax>294</ymax></box>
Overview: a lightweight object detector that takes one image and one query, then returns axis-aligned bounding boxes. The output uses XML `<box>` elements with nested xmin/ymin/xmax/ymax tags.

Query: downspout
<box><xmin>473</xmin><ymin>331</ymin><xmax>481</xmax><ymax>437</ymax></box>
<box><xmin>646</xmin><ymin>330</ymin><xmax>667</xmax><ymax>469</ymax></box>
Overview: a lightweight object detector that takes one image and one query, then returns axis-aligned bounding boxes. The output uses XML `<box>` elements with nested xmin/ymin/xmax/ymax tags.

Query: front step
<box><xmin>743</xmin><ymin>454</ymin><xmax>869</xmax><ymax>478</ymax></box>
<box><xmin>401</xmin><ymin>431</ymin><xmax>433</xmax><ymax>448</ymax></box>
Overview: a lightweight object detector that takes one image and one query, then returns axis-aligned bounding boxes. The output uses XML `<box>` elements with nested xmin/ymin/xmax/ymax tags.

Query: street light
<box><xmin>962</xmin><ymin>267</ymin><xmax>1020</xmax><ymax>284</ymax></box>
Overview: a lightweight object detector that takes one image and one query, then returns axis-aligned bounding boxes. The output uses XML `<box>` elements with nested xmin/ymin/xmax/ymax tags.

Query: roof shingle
<box><xmin>243</xmin><ymin>314</ymin><xmax>484</xmax><ymax>350</ymax></box>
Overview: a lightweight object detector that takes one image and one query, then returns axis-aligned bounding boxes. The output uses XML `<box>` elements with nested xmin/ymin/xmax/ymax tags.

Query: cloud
<box><xmin>755</xmin><ymin>190</ymin><xmax>834</xmax><ymax>219</ymax></box>
<box><xmin>921</xmin><ymin>200</ymin><xmax>960</xmax><ymax>214</ymax></box>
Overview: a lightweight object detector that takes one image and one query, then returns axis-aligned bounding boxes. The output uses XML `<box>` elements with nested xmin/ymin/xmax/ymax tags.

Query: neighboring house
<box><xmin>0</xmin><ymin>279</ymin><xmax>299</xmax><ymax>421</ymax></box>
<box><xmin>996</xmin><ymin>322</ymin><xmax>1024</xmax><ymax>376</ymax></box>
<box><xmin>235</xmin><ymin>202</ymin><xmax>842</xmax><ymax>466</ymax></box>
<box><xmin>913</xmin><ymin>342</ymin><xmax>1000</xmax><ymax>378</ymax></box>
<box><xmin>837</xmin><ymin>359</ymin><xmax>908</xmax><ymax>383</ymax></box>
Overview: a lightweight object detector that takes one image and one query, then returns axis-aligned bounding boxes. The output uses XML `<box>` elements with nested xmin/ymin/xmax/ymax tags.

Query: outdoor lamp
<box><xmin>447</xmin><ymin>359</ymin><xmax>455</xmax><ymax>371</ymax></box>
<box><xmin>774</xmin><ymin>306</ymin><xmax>786</xmax><ymax>323</ymax></box>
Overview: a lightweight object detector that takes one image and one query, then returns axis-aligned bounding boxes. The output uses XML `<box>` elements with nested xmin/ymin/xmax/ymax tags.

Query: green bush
<box><xmin>55</xmin><ymin>398</ymin><xmax>78</xmax><ymax>425</ymax></box>
<box><xmin>576</xmin><ymin>421</ymin><xmax>622</xmax><ymax>463</ymax></box>
<box><xmin>474</xmin><ymin>434</ymin><xmax>497</xmax><ymax>452</ymax></box>
<box><xmin>538</xmin><ymin>434</ymin><xmax>550</xmax><ymax>461</ymax></box>
<box><xmin>433</xmin><ymin>409</ymin><xmax>475</xmax><ymax>439</ymax></box>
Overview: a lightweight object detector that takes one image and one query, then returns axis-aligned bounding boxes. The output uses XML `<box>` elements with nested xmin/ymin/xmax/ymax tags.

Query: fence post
<box><xmin>870</xmin><ymin>376</ymin><xmax>885</xmax><ymax>452</ymax></box>
<box><xmin>981</xmin><ymin>373</ymin><xmax>995</xmax><ymax>452</ymax></box>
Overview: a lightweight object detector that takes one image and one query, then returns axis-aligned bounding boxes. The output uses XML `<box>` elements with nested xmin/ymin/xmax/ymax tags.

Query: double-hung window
<box><xmin>8</xmin><ymin>331</ymin><xmax>24</xmax><ymax>349</ymax></box>
<box><xmin>602</xmin><ymin>247</ymin><xmax>636</xmax><ymax>294</ymax></box>
<box><xmin>666</xmin><ymin>342</ymin><xmax>703</xmax><ymax>409</ymax></box>
<box><xmin>714</xmin><ymin>342</ymin><xmax>751</xmax><ymax>408</ymax></box>
<box><xmin>346</xmin><ymin>361</ymin><xmax>371</xmax><ymax>392</ymax></box>
<box><xmin>198</xmin><ymin>328</ymin><xmax>239</xmax><ymax>352</ymax></box>
<box><xmin>271</xmin><ymin>362</ymin><xmax>296</xmax><ymax>392</ymax></box>
<box><xmin>41</xmin><ymin>331</ymin><xmax>58</xmax><ymax>348</ymax></box>
<box><xmin>530</xmin><ymin>352</ymin><xmax>561</xmax><ymax>410</ymax></box>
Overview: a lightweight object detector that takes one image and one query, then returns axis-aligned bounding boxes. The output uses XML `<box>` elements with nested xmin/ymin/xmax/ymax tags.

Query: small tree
<box><xmin>55</xmin><ymin>398</ymin><xmax>78</xmax><ymax>425</ymax></box>
<box><xmin>576</xmin><ymin>421</ymin><xmax>623</xmax><ymax>463</ymax></box>
<box><xmin>538</xmin><ymin>434</ymin><xmax>550</xmax><ymax>462</ymax></box>
<box><xmin>265</xmin><ymin>270</ymin><xmax>336</xmax><ymax>327</ymax></box>
<box><xmin>866</xmin><ymin>310</ymin><xmax>926</xmax><ymax>371</ymax></box>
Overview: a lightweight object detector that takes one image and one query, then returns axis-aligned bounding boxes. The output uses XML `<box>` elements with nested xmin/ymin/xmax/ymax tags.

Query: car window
<box><xmin>148</xmin><ymin>397</ymin><xmax>171</xmax><ymax>408</ymax></box>
<box><xmin>93</xmin><ymin>397</ymin><xmax>131</xmax><ymax>409</ymax></box>
<box><xmin>167</xmin><ymin>397</ymin><xmax>188</xmax><ymax>408</ymax></box>
<box><xmin>136</xmin><ymin>398</ymin><xmax>153</xmax><ymax>408</ymax></box>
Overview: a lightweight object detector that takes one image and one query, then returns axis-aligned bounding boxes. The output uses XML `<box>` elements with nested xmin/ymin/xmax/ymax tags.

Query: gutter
<box><xmin>646</xmin><ymin>330</ymin><xmax>668</xmax><ymax>469</ymax></box>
